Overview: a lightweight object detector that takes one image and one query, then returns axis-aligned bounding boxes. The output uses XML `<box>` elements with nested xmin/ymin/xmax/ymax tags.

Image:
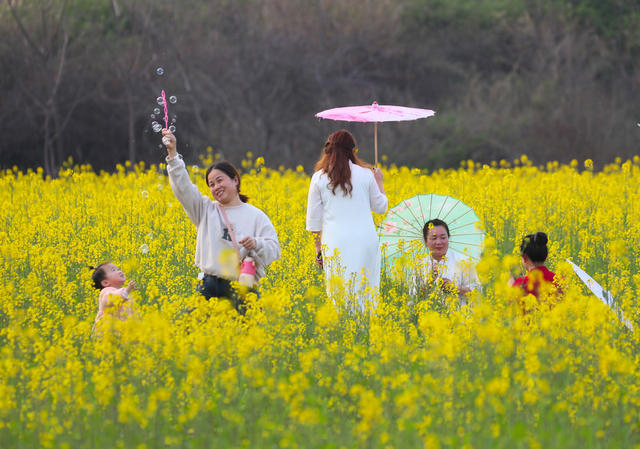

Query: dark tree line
<box><xmin>1</xmin><ymin>0</ymin><xmax>639</xmax><ymax>176</ymax></box>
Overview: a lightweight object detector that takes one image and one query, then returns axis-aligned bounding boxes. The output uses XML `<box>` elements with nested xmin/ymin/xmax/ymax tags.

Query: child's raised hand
<box><xmin>126</xmin><ymin>280</ymin><xmax>137</xmax><ymax>293</ymax></box>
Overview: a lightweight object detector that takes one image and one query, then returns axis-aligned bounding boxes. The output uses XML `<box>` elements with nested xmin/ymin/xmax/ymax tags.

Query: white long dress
<box><xmin>306</xmin><ymin>161</ymin><xmax>388</xmax><ymax>307</ymax></box>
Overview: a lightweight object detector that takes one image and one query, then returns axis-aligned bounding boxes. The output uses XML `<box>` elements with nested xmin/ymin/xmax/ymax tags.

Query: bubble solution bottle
<box><xmin>239</xmin><ymin>257</ymin><xmax>257</xmax><ymax>289</ymax></box>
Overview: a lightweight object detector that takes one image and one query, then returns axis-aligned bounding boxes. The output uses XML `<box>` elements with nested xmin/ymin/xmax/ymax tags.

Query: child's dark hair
<box><xmin>89</xmin><ymin>262</ymin><xmax>110</xmax><ymax>290</ymax></box>
<box><xmin>422</xmin><ymin>218</ymin><xmax>450</xmax><ymax>241</ymax></box>
<box><xmin>205</xmin><ymin>161</ymin><xmax>249</xmax><ymax>203</ymax></box>
<box><xmin>520</xmin><ymin>232</ymin><xmax>549</xmax><ymax>263</ymax></box>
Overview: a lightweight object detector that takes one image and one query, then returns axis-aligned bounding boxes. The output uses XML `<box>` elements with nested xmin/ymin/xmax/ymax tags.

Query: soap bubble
<box><xmin>150</xmin><ymin>114</ymin><xmax>156</xmax><ymax>119</ymax></box>
<box><xmin>140</xmin><ymin>243</ymin><xmax>150</xmax><ymax>254</ymax></box>
<box><xmin>171</xmin><ymin>118</ymin><xmax>176</xmax><ymax>124</ymax></box>
<box><xmin>153</xmin><ymin>108</ymin><xmax>161</xmax><ymax>115</ymax></box>
<box><xmin>152</xmin><ymin>123</ymin><xmax>162</xmax><ymax>133</ymax></box>
<box><xmin>156</xmin><ymin>67</ymin><xmax>164</xmax><ymax>76</ymax></box>
<box><xmin>169</xmin><ymin>96</ymin><xmax>177</xmax><ymax>104</ymax></box>
<box><xmin>140</xmin><ymin>190</ymin><xmax>149</xmax><ymax>198</ymax></box>
<box><xmin>169</xmin><ymin>125</ymin><xmax>176</xmax><ymax>133</ymax></box>
<box><xmin>156</xmin><ymin>96</ymin><xmax>165</xmax><ymax>105</ymax></box>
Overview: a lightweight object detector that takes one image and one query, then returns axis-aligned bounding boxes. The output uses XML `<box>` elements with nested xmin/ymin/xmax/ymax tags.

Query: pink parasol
<box><xmin>315</xmin><ymin>101</ymin><xmax>435</xmax><ymax>164</ymax></box>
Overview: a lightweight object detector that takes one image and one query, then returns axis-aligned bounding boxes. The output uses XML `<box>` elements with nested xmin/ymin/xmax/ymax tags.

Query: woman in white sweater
<box><xmin>162</xmin><ymin>129</ymin><xmax>280</xmax><ymax>311</ymax></box>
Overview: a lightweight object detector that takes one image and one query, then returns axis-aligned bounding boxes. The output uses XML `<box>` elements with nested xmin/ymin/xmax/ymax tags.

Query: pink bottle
<box><xmin>239</xmin><ymin>257</ymin><xmax>257</xmax><ymax>288</ymax></box>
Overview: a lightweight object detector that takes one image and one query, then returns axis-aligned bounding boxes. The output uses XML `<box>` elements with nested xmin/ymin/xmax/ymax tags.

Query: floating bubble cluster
<box><xmin>151</xmin><ymin>72</ymin><xmax>179</xmax><ymax>143</ymax></box>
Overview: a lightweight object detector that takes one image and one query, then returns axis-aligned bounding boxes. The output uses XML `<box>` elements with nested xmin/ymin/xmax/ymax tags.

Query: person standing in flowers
<box><xmin>161</xmin><ymin>129</ymin><xmax>280</xmax><ymax>312</ymax></box>
<box><xmin>306</xmin><ymin>129</ymin><xmax>388</xmax><ymax>309</ymax></box>
<box><xmin>90</xmin><ymin>262</ymin><xmax>137</xmax><ymax>326</ymax></box>
<box><xmin>421</xmin><ymin>219</ymin><xmax>480</xmax><ymax>302</ymax></box>
<box><xmin>511</xmin><ymin>232</ymin><xmax>560</xmax><ymax>314</ymax></box>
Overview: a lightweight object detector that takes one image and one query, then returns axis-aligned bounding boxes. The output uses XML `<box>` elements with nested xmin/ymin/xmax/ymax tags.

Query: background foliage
<box><xmin>1</xmin><ymin>0</ymin><xmax>640</xmax><ymax>175</ymax></box>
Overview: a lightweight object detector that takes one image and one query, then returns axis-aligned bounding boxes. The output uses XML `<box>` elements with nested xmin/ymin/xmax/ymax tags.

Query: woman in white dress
<box><xmin>306</xmin><ymin>129</ymin><xmax>388</xmax><ymax>309</ymax></box>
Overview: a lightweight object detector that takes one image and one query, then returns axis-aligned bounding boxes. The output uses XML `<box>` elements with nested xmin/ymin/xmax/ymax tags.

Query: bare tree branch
<box><xmin>112</xmin><ymin>0</ymin><xmax>121</xmax><ymax>18</ymax></box>
<box><xmin>7</xmin><ymin>0</ymin><xmax>45</xmax><ymax>59</ymax></box>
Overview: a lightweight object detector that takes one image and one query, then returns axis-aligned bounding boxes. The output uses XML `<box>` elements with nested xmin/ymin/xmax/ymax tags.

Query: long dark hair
<box><xmin>205</xmin><ymin>160</ymin><xmax>249</xmax><ymax>203</ymax></box>
<box><xmin>520</xmin><ymin>232</ymin><xmax>548</xmax><ymax>263</ymax></box>
<box><xmin>314</xmin><ymin>129</ymin><xmax>371</xmax><ymax>196</ymax></box>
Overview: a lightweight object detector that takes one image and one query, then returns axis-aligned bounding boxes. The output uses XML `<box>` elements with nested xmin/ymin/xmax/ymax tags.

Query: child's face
<box><xmin>425</xmin><ymin>225</ymin><xmax>449</xmax><ymax>259</ymax></box>
<box><xmin>101</xmin><ymin>263</ymin><xmax>126</xmax><ymax>288</ymax></box>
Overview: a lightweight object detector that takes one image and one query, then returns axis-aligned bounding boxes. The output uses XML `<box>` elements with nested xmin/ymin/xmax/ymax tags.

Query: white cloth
<box><xmin>306</xmin><ymin>161</ymin><xmax>388</xmax><ymax>305</ymax></box>
<box><xmin>167</xmin><ymin>156</ymin><xmax>280</xmax><ymax>280</ymax></box>
<box><xmin>423</xmin><ymin>249</ymin><xmax>480</xmax><ymax>292</ymax></box>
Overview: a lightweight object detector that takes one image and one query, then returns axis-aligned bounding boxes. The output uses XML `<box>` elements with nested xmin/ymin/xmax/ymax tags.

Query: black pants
<box><xmin>196</xmin><ymin>274</ymin><xmax>249</xmax><ymax>315</ymax></box>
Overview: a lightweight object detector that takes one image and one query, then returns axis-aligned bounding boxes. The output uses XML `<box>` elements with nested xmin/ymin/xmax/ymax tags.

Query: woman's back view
<box><xmin>306</xmin><ymin>130</ymin><xmax>388</xmax><ymax>309</ymax></box>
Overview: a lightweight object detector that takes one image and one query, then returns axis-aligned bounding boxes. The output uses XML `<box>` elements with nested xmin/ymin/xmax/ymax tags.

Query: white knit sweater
<box><xmin>167</xmin><ymin>156</ymin><xmax>280</xmax><ymax>280</ymax></box>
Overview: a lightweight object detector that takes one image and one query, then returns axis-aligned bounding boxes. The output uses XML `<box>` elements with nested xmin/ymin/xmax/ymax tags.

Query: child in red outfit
<box><xmin>511</xmin><ymin>232</ymin><xmax>561</xmax><ymax>314</ymax></box>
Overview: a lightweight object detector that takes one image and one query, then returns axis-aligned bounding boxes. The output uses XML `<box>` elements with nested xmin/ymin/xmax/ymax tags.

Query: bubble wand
<box><xmin>161</xmin><ymin>90</ymin><xmax>169</xmax><ymax>130</ymax></box>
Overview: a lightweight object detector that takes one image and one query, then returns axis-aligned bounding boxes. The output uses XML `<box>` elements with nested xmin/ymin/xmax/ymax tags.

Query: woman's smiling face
<box><xmin>207</xmin><ymin>169</ymin><xmax>239</xmax><ymax>205</ymax></box>
<box><xmin>425</xmin><ymin>225</ymin><xmax>449</xmax><ymax>260</ymax></box>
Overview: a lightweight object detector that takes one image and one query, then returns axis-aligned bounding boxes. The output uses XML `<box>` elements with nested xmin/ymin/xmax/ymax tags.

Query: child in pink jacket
<box><xmin>89</xmin><ymin>262</ymin><xmax>137</xmax><ymax>325</ymax></box>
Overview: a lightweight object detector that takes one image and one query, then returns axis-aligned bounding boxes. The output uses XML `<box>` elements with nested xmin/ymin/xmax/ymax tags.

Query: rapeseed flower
<box><xmin>0</xmin><ymin>157</ymin><xmax>639</xmax><ymax>447</ymax></box>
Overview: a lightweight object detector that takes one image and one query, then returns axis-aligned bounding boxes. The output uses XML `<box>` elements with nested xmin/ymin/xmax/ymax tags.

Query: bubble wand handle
<box><xmin>161</xmin><ymin>90</ymin><xmax>169</xmax><ymax>130</ymax></box>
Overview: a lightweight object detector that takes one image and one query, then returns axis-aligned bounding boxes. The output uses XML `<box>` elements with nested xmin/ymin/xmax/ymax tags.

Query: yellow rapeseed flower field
<box><xmin>1</xmin><ymin>152</ymin><xmax>639</xmax><ymax>448</ymax></box>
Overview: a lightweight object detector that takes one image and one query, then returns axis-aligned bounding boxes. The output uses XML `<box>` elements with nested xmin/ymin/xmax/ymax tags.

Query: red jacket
<box><xmin>513</xmin><ymin>265</ymin><xmax>560</xmax><ymax>302</ymax></box>
<box><xmin>513</xmin><ymin>265</ymin><xmax>560</xmax><ymax>315</ymax></box>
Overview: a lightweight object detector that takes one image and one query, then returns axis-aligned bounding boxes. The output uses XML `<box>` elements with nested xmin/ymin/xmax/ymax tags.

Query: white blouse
<box><xmin>423</xmin><ymin>249</ymin><xmax>480</xmax><ymax>292</ymax></box>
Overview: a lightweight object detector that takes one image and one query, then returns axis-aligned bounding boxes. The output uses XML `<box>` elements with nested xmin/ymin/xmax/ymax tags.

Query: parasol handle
<box><xmin>374</xmin><ymin>122</ymin><xmax>378</xmax><ymax>166</ymax></box>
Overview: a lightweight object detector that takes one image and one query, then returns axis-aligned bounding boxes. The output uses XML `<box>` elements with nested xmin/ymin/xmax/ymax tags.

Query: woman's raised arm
<box><xmin>163</xmin><ymin>129</ymin><xmax>207</xmax><ymax>225</ymax></box>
